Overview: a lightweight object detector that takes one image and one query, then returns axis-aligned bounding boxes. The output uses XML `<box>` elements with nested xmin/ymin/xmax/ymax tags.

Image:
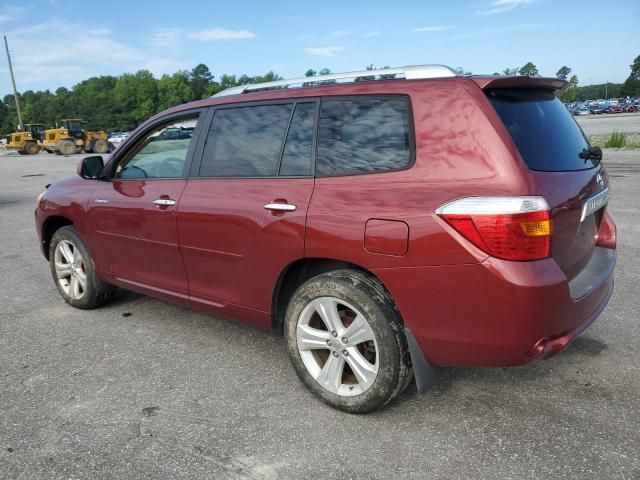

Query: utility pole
<box><xmin>4</xmin><ymin>35</ymin><xmax>23</xmax><ymax>130</ymax></box>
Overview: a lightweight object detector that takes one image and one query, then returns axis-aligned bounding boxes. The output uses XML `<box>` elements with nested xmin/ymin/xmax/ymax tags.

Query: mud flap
<box><xmin>404</xmin><ymin>328</ymin><xmax>437</xmax><ymax>393</ymax></box>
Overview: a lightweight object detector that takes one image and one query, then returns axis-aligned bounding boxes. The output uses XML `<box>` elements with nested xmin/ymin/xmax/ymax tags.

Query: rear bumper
<box><xmin>373</xmin><ymin>247</ymin><xmax>616</xmax><ymax>367</ymax></box>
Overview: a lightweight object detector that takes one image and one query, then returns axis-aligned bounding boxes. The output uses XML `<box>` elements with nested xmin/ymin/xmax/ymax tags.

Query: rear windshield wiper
<box><xmin>579</xmin><ymin>146</ymin><xmax>602</xmax><ymax>165</ymax></box>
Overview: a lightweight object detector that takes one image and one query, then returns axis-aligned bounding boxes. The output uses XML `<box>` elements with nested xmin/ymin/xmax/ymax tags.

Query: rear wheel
<box><xmin>24</xmin><ymin>141</ymin><xmax>39</xmax><ymax>155</ymax></box>
<box><xmin>49</xmin><ymin>226</ymin><xmax>115</xmax><ymax>309</ymax></box>
<box><xmin>284</xmin><ymin>269</ymin><xmax>412</xmax><ymax>413</ymax></box>
<box><xmin>59</xmin><ymin>139</ymin><xmax>75</xmax><ymax>155</ymax></box>
<box><xmin>92</xmin><ymin>139</ymin><xmax>108</xmax><ymax>154</ymax></box>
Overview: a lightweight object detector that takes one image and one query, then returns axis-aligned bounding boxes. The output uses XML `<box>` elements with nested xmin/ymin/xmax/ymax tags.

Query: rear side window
<box><xmin>488</xmin><ymin>88</ymin><xmax>597</xmax><ymax>171</ymax></box>
<box><xmin>317</xmin><ymin>97</ymin><xmax>412</xmax><ymax>176</ymax></box>
<box><xmin>200</xmin><ymin>104</ymin><xmax>292</xmax><ymax>177</ymax></box>
<box><xmin>280</xmin><ymin>102</ymin><xmax>315</xmax><ymax>176</ymax></box>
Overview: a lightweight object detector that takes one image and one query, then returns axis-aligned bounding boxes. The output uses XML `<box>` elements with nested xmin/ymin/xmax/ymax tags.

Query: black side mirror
<box><xmin>78</xmin><ymin>156</ymin><xmax>104</xmax><ymax>179</ymax></box>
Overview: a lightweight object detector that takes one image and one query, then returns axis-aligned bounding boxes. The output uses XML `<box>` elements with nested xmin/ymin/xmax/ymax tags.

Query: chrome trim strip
<box><xmin>580</xmin><ymin>188</ymin><xmax>610</xmax><ymax>222</ymax></box>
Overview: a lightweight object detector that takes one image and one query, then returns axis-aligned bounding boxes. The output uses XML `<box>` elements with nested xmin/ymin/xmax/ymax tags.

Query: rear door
<box><xmin>487</xmin><ymin>87</ymin><xmax>609</xmax><ymax>280</ymax></box>
<box><xmin>177</xmin><ymin>100</ymin><xmax>317</xmax><ymax>322</ymax></box>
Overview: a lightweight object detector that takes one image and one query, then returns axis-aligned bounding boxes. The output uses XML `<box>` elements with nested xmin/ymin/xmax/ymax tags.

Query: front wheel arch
<box><xmin>41</xmin><ymin>216</ymin><xmax>73</xmax><ymax>260</ymax></box>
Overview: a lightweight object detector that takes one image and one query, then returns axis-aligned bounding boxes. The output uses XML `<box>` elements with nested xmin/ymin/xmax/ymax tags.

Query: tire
<box><xmin>92</xmin><ymin>139</ymin><xmax>108</xmax><ymax>154</ymax></box>
<box><xmin>59</xmin><ymin>139</ymin><xmax>75</xmax><ymax>155</ymax></box>
<box><xmin>49</xmin><ymin>226</ymin><xmax>115</xmax><ymax>309</ymax></box>
<box><xmin>24</xmin><ymin>141</ymin><xmax>39</xmax><ymax>155</ymax></box>
<box><xmin>284</xmin><ymin>269</ymin><xmax>412</xmax><ymax>413</ymax></box>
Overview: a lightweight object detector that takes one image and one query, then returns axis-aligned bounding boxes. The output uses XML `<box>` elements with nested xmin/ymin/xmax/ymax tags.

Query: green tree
<box><xmin>114</xmin><ymin>70</ymin><xmax>158</xmax><ymax>129</ymax></box>
<box><xmin>502</xmin><ymin>67</ymin><xmax>519</xmax><ymax>75</ymax></box>
<box><xmin>190</xmin><ymin>64</ymin><xmax>214</xmax><ymax>99</ymax></box>
<box><xmin>556</xmin><ymin>66</ymin><xmax>571</xmax><ymax>80</ymax></box>
<box><xmin>518</xmin><ymin>62</ymin><xmax>539</xmax><ymax>77</ymax></box>
<box><xmin>158</xmin><ymin>71</ymin><xmax>194</xmax><ymax>110</ymax></box>
<box><xmin>560</xmin><ymin>75</ymin><xmax>579</xmax><ymax>103</ymax></box>
<box><xmin>620</xmin><ymin>54</ymin><xmax>640</xmax><ymax>97</ymax></box>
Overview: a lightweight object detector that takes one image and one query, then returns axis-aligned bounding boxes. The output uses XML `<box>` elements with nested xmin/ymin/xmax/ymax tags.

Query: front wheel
<box><xmin>49</xmin><ymin>226</ymin><xmax>115</xmax><ymax>309</ymax></box>
<box><xmin>284</xmin><ymin>269</ymin><xmax>412</xmax><ymax>413</ymax></box>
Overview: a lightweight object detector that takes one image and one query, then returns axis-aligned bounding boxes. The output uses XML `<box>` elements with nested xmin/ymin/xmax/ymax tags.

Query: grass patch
<box><xmin>604</xmin><ymin>130</ymin><xmax>626</xmax><ymax>148</ymax></box>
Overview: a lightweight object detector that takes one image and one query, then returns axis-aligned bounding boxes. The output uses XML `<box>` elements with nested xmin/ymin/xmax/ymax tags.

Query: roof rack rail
<box><xmin>211</xmin><ymin>64</ymin><xmax>458</xmax><ymax>98</ymax></box>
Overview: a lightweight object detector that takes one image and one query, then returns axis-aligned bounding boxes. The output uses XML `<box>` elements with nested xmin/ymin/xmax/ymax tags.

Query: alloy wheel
<box><xmin>53</xmin><ymin>240</ymin><xmax>87</xmax><ymax>300</ymax></box>
<box><xmin>296</xmin><ymin>297</ymin><xmax>379</xmax><ymax>396</ymax></box>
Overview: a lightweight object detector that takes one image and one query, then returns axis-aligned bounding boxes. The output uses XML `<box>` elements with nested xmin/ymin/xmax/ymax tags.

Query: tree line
<box><xmin>1</xmin><ymin>55</ymin><xmax>638</xmax><ymax>136</ymax></box>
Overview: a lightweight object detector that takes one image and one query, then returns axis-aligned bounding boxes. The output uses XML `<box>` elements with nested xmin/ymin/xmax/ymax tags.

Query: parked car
<box><xmin>35</xmin><ymin>65</ymin><xmax>616</xmax><ymax>413</ymax></box>
<box><xmin>108</xmin><ymin>132</ymin><xmax>130</xmax><ymax>149</ymax></box>
<box><xmin>607</xmin><ymin>105</ymin><xmax>624</xmax><ymax>114</ymax></box>
<box><xmin>576</xmin><ymin>106</ymin><xmax>591</xmax><ymax>115</ymax></box>
<box><xmin>589</xmin><ymin>104</ymin><xmax>606</xmax><ymax>114</ymax></box>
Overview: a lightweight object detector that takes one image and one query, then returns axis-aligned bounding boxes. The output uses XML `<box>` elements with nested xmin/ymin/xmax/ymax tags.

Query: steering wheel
<box><xmin>120</xmin><ymin>164</ymin><xmax>147</xmax><ymax>178</ymax></box>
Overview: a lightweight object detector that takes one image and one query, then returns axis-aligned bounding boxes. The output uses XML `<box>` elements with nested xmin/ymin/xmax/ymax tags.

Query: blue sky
<box><xmin>0</xmin><ymin>0</ymin><xmax>638</xmax><ymax>95</ymax></box>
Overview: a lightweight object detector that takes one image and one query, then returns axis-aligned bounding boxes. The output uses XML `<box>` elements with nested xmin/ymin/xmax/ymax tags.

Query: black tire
<box><xmin>284</xmin><ymin>269</ymin><xmax>412</xmax><ymax>413</ymax></box>
<box><xmin>49</xmin><ymin>226</ymin><xmax>115</xmax><ymax>309</ymax></box>
<box><xmin>59</xmin><ymin>139</ymin><xmax>75</xmax><ymax>155</ymax></box>
<box><xmin>24</xmin><ymin>141</ymin><xmax>39</xmax><ymax>155</ymax></box>
<box><xmin>92</xmin><ymin>139</ymin><xmax>108</xmax><ymax>154</ymax></box>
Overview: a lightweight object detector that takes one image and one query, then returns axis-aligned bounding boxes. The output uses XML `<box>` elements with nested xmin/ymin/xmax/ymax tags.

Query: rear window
<box><xmin>316</xmin><ymin>97</ymin><xmax>412</xmax><ymax>176</ymax></box>
<box><xmin>488</xmin><ymin>88</ymin><xmax>598</xmax><ymax>171</ymax></box>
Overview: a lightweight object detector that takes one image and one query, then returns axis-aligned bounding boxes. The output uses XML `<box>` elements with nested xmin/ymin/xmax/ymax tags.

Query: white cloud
<box><xmin>475</xmin><ymin>0</ymin><xmax>535</xmax><ymax>15</ymax></box>
<box><xmin>0</xmin><ymin>6</ymin><xmax>24</xmax><ymax>22</ymax></box>
<box><xmin>0</xmin><ymin>18</ymin><xmax>189</xmax><ymax>88</ymax></box>
<box><xmin>362</xmin><ymin>31</ymin><xmax>380</xmax><ymax>38</ymax></box>
<box><xmin>413</xmin><ymin>25</ymin><xmax>454</xmax><ymax>33</ymax></box>
<box><xmin>188</xmin><ymin>28</ymin><xmax>256</xmax><ymax>41</ymax></box>
<box><xmin>304</xmin><ymin>46</ymin><xmax>344</xmax><ymax>57</ymax></box>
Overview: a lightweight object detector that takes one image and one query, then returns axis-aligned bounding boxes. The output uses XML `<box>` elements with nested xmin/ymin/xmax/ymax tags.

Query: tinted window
<box><xmin>200</xmin><ymin>104</ymin><xmax>292</xmax><ymax>177</ymax></box>
<box><xmin>280</xmin><ymin>102</ymin><xmax>315</xmax><ymax>176</ymax></box>
<box><xmin>317</xmin><ymin>98</ymin><xmax>411</xmax><ymax>176</ymax></box>
<box><xmin>488</xmin><ymin>88</ymin><xmax>596</xmax><ymax>171</ymax></box>
<box><xmin>116</xmin><ymin>116</ymin><xmax>198</xmax><ymax>179</ymax></box>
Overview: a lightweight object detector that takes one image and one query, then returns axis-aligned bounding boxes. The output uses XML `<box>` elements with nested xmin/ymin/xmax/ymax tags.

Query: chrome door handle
<box><xmin>264</xmin><ymin>203</ymin><xmax>296</xmax><ymax>212</ymax></box>
<box><xmin>153</xmin><ymin>198</ymin><xmax>176</xmax><ymax>206</ymax></box>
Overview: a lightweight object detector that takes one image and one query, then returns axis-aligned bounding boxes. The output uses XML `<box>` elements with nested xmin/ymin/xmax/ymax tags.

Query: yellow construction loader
<box><xmin>41</xmin><ymin>119</ymin><xmax>109</xmax><ymax>155</ymax></box>
<box><xmin>5</xmin><ymin>124</ymin><xmax>44</xmax><ymax>155</ymax></box>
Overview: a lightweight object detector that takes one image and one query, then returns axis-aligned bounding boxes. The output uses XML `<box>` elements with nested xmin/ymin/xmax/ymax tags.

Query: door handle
<box><xmin>264</xmin><ymin>203</ymin><xmax>296</xmax><ymax>212</ymax></box>
<box><xmin>153</xmin><ymin>198</ymin><xmax>176</xmax><ymax>206</ymax></box>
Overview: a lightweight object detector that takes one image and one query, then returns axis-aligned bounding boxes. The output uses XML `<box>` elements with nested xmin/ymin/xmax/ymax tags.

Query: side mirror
<box><xmin>77</xmin><ymin>156</ymin><xmax>104</xmax><ymax>179</ymax></box>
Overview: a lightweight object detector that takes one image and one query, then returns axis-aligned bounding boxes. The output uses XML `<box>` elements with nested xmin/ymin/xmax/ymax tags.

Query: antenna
<box><xmin>4</xmin><ymin>35</ymin><xmax>24</xmax><ymax>130</ymax></box>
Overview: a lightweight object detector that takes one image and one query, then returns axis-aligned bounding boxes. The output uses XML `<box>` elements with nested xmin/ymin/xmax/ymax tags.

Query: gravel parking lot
<box><xmin>1</xmin><ymin>150</ymin><xmax>639</xmax><ymax>479</ymax></box>
<box><xmin>576</xmin><ymin>112</ymin><xmax>640</xmax><ymax>144</ymax></box>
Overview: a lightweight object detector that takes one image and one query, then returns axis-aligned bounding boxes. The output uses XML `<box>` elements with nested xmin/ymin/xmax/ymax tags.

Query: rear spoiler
<box><xmin>472</xmin><ymin>76</ymin><xmax>568</xmax><ymax>93</ymax></box>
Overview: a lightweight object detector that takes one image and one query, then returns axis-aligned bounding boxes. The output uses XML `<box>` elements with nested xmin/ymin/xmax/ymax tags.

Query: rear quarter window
<box><xmin>488</xmin><ymin>88</ymin><xmax>598</xmax><ymax>172</ymax></box>
<box><xmin>316</xmin><ymin>97</ymin><xmax>412</xmax><ymax>177</ymax></box>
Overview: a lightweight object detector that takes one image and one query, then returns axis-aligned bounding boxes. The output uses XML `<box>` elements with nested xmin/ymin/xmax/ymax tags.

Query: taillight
<box><xmin>436</xmin><ymin>197</ymin><xmax>552</xmax><ymax>261</ymax></box>
<box><xmin>595</xmin><ymin>211</ymin><xmax>616</xmax><ymax>249</ymax></box>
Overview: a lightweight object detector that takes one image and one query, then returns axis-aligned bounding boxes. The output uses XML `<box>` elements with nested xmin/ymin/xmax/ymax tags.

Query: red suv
<box><xmin>35</xmin><ymin>65</ymin><xmax>616</xmax><ymax>413</ymax></box>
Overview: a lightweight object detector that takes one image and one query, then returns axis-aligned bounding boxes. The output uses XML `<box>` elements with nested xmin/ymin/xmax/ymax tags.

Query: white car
<box><xmin>108</xmin><ymin>132</ymin><xmax>130</xmax><ymax>148</ymax></box>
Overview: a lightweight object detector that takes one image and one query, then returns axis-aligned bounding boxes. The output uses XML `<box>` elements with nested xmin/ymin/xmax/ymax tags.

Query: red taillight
<box><xmin>595</xmin><ymin>211</ymin><xmax>616</xmax><ymax>249</ymax></box>
<box><xmin>437</xmin><ymin>197</ymin><xmax>552</xmax><ymax>261</ymax></box>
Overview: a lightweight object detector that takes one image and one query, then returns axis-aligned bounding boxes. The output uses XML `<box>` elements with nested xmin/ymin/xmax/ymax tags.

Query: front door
<box><xmin>88</xmin><ymin>114</ymin><xmax>202</xmax><ymax>297</ymax></box>
<box><xmin>178</xmin><ymin>101</ymin><xmax>317</xmax><ymax>323</ymax></box>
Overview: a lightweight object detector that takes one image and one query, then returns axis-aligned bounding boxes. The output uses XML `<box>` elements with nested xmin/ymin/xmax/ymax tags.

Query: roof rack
<box><xmin>211</xmin><ymin>64</ymin><xmax>458</xmax><ymax>98</ymax></box>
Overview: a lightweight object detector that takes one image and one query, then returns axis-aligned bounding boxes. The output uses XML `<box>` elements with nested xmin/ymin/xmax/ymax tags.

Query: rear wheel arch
<box><xmin>42</xmin><ymin>216</ymin><xmax>73</xmax><ymax>260</ymax></box>
<box><xmin>271</xmin><ymin>258</ymin><xmax>398</xmax><ymax>332</ymax></box>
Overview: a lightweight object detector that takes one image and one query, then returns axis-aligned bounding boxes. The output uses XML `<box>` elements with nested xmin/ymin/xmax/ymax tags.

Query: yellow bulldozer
<box><xmin>40</xmin><ymin>119</ymin><xmax>109</xmax><ymax>155</ymax></box>
<box><xmin>5</xmin><ymin>123</ymin><xmax>45</xmax><ymax>155</ymax></box>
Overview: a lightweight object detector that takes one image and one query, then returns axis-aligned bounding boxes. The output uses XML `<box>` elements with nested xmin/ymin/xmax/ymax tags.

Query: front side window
<box><xmin>116</xmin><ymin>116</ymin><xmax>198</xmax><ymax>179</ymax></box>
<box><xmin>316</xmin><ymin>97</ymin><xmax>412</xmax><ymax>176</ymax></box>
<box><xmin>199</xmin><ymin>104</ymin><xmax>293</xmax><ymax>177</ymax></box>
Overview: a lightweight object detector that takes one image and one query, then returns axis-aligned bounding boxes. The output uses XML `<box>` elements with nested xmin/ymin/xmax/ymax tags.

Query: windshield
<box><xmin>488</xmin><ymin>88</ymin><xmax>598</xmax><ymax>172</ymax></box>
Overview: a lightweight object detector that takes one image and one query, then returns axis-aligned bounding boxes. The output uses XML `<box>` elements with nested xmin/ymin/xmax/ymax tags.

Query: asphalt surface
<box><xmin>576</xmin><ymin>112</ymin><xmax>640</xmax><ymax>140</ymax></box>
<box><xmin>1</xmin><ymin>150</ymin><xmax>639</xmax><ymax>479</ymax></box>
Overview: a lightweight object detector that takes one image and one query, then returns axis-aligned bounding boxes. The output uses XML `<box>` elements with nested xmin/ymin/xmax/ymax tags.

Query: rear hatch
<box><xmin>485</xmin><ymin>84</ymin><xmax>608</xmax><ymax>280</ymax></box>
